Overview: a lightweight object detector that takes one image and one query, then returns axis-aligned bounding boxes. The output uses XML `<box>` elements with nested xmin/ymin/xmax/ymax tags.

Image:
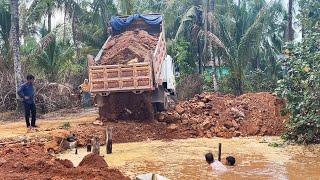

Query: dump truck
<box><xmin>87</xmin><ymin>14</ymin><xmax>176</xmax><ymax>120</ymax></box>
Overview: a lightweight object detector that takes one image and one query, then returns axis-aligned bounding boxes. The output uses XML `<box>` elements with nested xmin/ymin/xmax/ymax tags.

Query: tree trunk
<box><xmin>72</xmin><ymin>12</ymin><xmax>80</xmax><ymax>59</ymax></box>
<box><xmin>48</xmin><ymin>7</ymin><xmax>52</xmax><ymax>33</ymax></box>
<box><xmin>10</xmin><ymin>0</ymin><xmax>23</xmax><ymax>111</ymax></box>
<box><xmin>209</xmin><ymin>0</ymin><xmax>218</xmax><ymax>91</ymax></box>
<box><xmin>63</xmin><ymin>7</ymin><xmax>67</xmax><ymax>44</ymax></box>
<box><xmin>287</xmin><ymin>0</ymin><xmax>294</xmax><ymax>41</ymax></box>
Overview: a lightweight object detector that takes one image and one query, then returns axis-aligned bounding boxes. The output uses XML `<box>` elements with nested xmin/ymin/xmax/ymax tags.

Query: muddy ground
<box><xmin>0</xmin><ymin>92</ymin><xmax>288</xmax><ymax>179</ymax></box>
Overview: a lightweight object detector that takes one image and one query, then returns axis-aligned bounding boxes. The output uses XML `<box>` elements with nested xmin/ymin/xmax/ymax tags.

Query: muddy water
<box><xmin>57</xmin><ymin>137</ymin><xmax>320</xmax><ymax>180</ymax></box>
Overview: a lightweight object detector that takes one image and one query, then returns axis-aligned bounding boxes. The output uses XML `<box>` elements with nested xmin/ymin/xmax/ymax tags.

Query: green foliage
<box><xmin>0</xmin><ymin>0</ymin><xmax>11</xmax><ymax>64</ymax></box>
<box><xmin>244</xmin><ymin>69</ymin><xmax>277</xmax><ymax>92</ymax></box>
<box><xmin>176</xmin><ymin>74</ymin><xmax>204</xmax><ymax>100</ymax></box>
<box><xmin>173</xmin><ymin>0</ymin><xmax>285</xmax><ymax>95</ymax></box>
<box><xmin>276</xmin><ymin>0</ymin><xmax>320</xmax><ymax>144</ymax></box>
<box><xmin>168</xmin><ymin>39</ymin><xmax>195</xmax><ymax>77</ymax></box>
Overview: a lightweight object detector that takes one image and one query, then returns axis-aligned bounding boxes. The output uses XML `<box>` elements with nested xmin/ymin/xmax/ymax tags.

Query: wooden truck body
<box><xmin>87</xmin><ymin>14</ymin><xmax>175</xmax><ymax>112</ymax></box>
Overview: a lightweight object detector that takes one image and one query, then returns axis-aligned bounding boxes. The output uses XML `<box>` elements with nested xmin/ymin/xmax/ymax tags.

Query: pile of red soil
<box><xmin>101</xmin><ymin>30</ymin><xmax>158</xmax><ymax>65</ymax></box>
<box><xmin>158</xmin><ymin>92</ymin><xmax>287</xmax><ymax>138</ymax></box>
<box><xmin>0</xmin><ymin>143</ymin><xmax>129</xmax><ymax>180</ymax></box>
<box><xmin>78</xmin><ymin>153</ymin><xmax>108</xmax><ymax>168</ymax></box>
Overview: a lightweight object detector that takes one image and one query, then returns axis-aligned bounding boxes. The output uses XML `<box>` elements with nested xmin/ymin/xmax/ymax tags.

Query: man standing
<box><xmin>18</xmin><ymin>74</ymin><xmax>37</xmax><ymax>129</ymax></box>
<box><xmin>79</xmin><ymin>79</ymin><xmax>91</xmax><ymax>108</ymax></box>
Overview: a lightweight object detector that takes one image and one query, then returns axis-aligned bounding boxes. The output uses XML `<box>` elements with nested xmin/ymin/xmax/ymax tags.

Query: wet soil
<box><xmin>0</xmin><ymin>143</ymin><xmax>129</xmax><ymax>180</ymax></box>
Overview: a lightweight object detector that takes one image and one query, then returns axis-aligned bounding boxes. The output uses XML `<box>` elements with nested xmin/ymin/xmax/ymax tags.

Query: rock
<box><xmin>0</xmin><ymin>158</ymin><xmax>7</xmax><ymax>166</ymax></box>
<box><xmin>201</xmin><ymin>119</ymin><xmax>212</xmax><ymax>129</ymax></box>
<box><xmin>157</xmin><ymin>113</ymin><xmax>165</xmax><ymax>122</ymax></box>
<box><xmin>247</xmin><ymin>125</ymin><xmax>260</xmax><ymax>135</ymax></box>
<box><xmin>173</xmin><ymin>112</ymin><xmax>181</xmax><ymax>120</ymax></box>
<box><xmin>198</xmin><ymin>102</ymin><xmax>205</xmax><ymax>108</ymax></box>
<box><xmin>175</xmin><ymin>105</ymin><xmax>185</xmax><ymax>114</ymax></box>
<box><xmin>231</xmin><ymin>120</ymin><xmax>239</xmax><ymax>129</ymax></box>
<box><xmin>93</xmin><ymin>120</ymin><xmax>103</xmax><ymax>126</ymax></box>
<box><xmin>223</xmin><ymin>120</ymin><xmax>235</xmax><ymax>129</ymax></box>
<box><xmin>229</xmin><ymin>127</ymin><xmax>235</xmax><ymax>132</ymax></box>
<box><xmin>168</xmin><ymin>124</ymin><xmax>178</xmax><ymax>131</ymax></box>
<box><xmin>231</xmin><ymin>107</ymin><xmax>245</xmax><ymax>118</ymax></box>
<box><xmin>235</xmin><ymin>131</ymin><xmax>242</xmax><ymax>136</ymax></box>
<box><xmin>205</xmin><ymin>103</ymin><xmax>213</xmax><ymax>109</ymax></box>
<box><xmin>197</xmin><ymin>130</ymin><xmax>205</xmax><ymax>137</ymax></box>
<box><xmin>181</xmin><ymin>114</ymin><xmax>188</xmax><ymax>119</ymax></box>
<box><xmin>181</xmin><ymin>119</ymin><xmax>189</xmax><ymax>125</ymax></box>
<box><xmin>205</xmin><ymin>131</ymin><xmax>213</xmax><ymax>138</ymax></box>
<box><xmin>202</xmin><ymin>97</ymin><xmax>210</xmax><ymax>103</ymax></box>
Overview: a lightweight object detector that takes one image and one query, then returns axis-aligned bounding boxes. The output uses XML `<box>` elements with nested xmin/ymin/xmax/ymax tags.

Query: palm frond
<box><xmin>28</xmin><ymin>31</ymin><xmax>56</xmax><ymax>60</ymax></box>
<box><xmin>175</xmin><ymin>6</ymin><xmax>200</xmax><ymax>40</ymax></box>
<box><xmin>237</xmin><ymin>2</ymin><xmax>270</xmax><ymax>66</ymax></box>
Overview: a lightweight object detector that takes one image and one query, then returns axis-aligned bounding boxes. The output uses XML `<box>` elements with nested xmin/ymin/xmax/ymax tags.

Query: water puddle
<box><xmin>57</xmin><ymin>137</ymin><xmax>320</xmax><ymax>179</ymax></box>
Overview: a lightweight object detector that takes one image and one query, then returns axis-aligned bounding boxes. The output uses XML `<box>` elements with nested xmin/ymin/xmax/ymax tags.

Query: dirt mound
<box><xmin>0</xmin><ymin>143</ymin><xmax>129</xmax><ymax>179</ymax></box>
<box><xmin>101</xmin><ymin>30</ymin><xmax>158</xmax><ymax>65</ymax></box>
<box><xmin>55</xmin><ymin>159</ymin><xmax>74</xmax><ymax>168</ymax></box>
<box><xmin>78</xmin><ymin>153</ymin><xmax>108</xmax><ymax>168</ymax></box>
<box><xmin>158</xmin><ymin>92</ymin><xmax>287</xmax><ymax>138</ymax></box>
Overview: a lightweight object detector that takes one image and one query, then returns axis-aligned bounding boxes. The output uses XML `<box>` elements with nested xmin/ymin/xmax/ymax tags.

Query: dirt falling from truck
<box><xmin>99</xmin><ymin>92</ymin><xmax>154</xmax><ymax>121</ymax></box>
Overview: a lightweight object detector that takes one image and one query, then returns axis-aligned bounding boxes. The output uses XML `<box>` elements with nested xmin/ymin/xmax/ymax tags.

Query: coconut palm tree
<box><xmin>10</xmin><ymin>0</ymin><xmax>23</xmax><ymax>109</ymax></box>
<box><xmin>175</xmin><ymin>0</ymin><xmax>285</xmax><ymax>95</ymax></box>
<box><xmin>118</xmin><ymin>0</ymin><xmax>133</xmax><ymax>15</ymax></box>
<box><xmin>287</xmin><ymin>0</ymin><xmax>294</xmax><ymax>41</ymax></box>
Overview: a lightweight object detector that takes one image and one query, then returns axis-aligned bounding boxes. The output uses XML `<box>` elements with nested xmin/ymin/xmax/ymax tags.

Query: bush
<box><xmin>276</xmin><ymin>0</ymin><xmax>320</xmax><ymax>143</ymax></box>
<box><xmin>176</xmin><ymin>74</ymin><xmax>204</xmax><ymax>100</ymax></box>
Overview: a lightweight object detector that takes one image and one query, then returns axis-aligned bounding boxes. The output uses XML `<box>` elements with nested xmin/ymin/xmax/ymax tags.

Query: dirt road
<box><xmin>0</xmin><ymin>108</ymin><xmax>98</xmax><ymax>143</ymax></box>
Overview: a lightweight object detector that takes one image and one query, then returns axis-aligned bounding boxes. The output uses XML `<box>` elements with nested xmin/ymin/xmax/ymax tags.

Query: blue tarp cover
<box><xmin>110</xmin><ymin>14</ymin><xmax>162</xmax><ymax>32</ymax></box>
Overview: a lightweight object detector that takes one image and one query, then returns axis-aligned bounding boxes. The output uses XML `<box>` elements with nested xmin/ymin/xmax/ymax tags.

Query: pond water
<box><xmin>57</xmin><ymin>137</ymin><xmax>320</xmax><ymax>180</ymax></box>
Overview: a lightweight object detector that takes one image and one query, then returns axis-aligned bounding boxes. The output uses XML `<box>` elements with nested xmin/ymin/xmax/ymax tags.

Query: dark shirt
<box><xmin>18</xmin><ymin>83</ymin><xmax>35</xmax><ymax>104</ymax></box>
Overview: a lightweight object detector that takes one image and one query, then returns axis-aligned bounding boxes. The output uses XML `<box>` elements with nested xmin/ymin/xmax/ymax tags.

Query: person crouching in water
<box><xmin>205</xmin><ymin>152</ymin><xmax>228</xmax><ymax>173</ymax></box>
<box><xmin>225</xmin><ymin>156</ymin><xmax>236</xmax><ymax>166</ymax></box>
